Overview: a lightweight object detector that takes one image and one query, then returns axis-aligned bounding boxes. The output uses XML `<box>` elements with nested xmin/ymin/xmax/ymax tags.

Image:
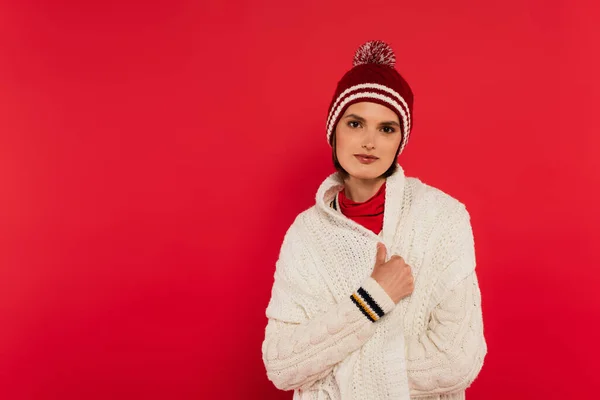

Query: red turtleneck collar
<box><xmin>337</xmin><ymin>181</ymin><xmax>386</xmax><ymax>235</ymax></box>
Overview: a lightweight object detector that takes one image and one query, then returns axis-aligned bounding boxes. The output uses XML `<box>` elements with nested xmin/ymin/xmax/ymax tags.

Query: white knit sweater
<box><xmin>262</xmin><ymin>163</ymin><xmax>487</xmax><ymax>399</ymax></box>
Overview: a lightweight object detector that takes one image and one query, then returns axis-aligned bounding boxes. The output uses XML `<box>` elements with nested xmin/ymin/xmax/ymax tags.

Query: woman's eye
<box><xmin>348</xmin><ymin>121</ymin><xmax>361</xmax><ymax>128</ymax></box>
<box><xmin>382</xmin><ymin>126</ymin><xmax>395</xmax><ymax>133</ymax></box>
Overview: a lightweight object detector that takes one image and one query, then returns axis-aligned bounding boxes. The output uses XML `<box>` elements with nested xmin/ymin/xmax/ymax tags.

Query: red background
<box><xmin>1</xmin><ymin>1</ymin><xmax>598</xmax><ymax>399</ymax></box>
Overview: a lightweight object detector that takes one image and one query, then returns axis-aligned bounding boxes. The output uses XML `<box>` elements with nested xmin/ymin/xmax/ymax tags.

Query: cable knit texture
<box><xmin>262</xmin><ymin>163</ymin><xmax>487</xmax><ymax>399</ymax></box>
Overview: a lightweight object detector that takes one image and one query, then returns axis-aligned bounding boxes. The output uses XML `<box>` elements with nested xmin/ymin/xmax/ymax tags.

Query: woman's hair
<box><xmin>330</xmin><ymin>129</ymin><xmax>403</xmax><ymax>180</ymax></box>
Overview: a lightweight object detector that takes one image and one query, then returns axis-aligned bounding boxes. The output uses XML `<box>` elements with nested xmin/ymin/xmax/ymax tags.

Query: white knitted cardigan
<box><xmin>262</xmin><ymin>163</ymin><xmax>487</xmax><ymax>399</ymax></box>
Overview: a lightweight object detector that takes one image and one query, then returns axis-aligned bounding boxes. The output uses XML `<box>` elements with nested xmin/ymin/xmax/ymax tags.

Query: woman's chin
<box><xmin>343</xmin><ymin>163</ymin><xmax>386</xmax><ymax>180</ymax></box>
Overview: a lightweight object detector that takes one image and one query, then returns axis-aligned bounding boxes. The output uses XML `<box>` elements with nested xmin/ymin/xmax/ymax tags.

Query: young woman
<box><xmin>262</xmin><ymin>40</ymin><xmax>487</xmax><ymax>400</ymax></box>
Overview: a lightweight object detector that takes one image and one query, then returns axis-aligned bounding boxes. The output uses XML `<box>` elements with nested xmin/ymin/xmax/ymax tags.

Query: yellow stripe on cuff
<box><xmin>351</xmin><ymin>293</ymin><xmax>379</xmax><ymax>322</ymax></box>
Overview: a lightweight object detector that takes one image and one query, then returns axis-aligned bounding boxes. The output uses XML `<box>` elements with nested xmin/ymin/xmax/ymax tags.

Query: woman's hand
<box><xmin>370</xmin><ymin>242</ymin><xmax>414</xmax><ymax>304</ymax></box>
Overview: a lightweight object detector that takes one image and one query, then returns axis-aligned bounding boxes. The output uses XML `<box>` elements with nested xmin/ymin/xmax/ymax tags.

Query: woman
<box><xmin>262</xmin><ymin>40</ymin><xmax>487</xmax><ymax>400</ymax></box>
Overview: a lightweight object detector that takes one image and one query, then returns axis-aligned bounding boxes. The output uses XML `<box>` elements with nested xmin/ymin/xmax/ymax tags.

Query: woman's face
<box><xmin>334</xmin><ymin>101</ymin><xmax>403</xmax><ymax>181</ymax></box>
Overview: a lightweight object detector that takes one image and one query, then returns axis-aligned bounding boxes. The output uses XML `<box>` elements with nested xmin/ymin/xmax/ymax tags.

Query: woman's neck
<box><xmin>343</xmin><ymin>176</ymin><xmax>386</xmax><ymax>203</ymax></box>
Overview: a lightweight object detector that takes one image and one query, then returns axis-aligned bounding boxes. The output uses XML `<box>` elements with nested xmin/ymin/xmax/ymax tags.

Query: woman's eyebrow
<box><xmin>344</xmin><ymin>114</ymin><xmax>366</xmax><ymax>122</ymax></box>
<box><xmin>344</xmin><ymin>114</ymin><xmax>400</xmax><ymax>127</ymax></box>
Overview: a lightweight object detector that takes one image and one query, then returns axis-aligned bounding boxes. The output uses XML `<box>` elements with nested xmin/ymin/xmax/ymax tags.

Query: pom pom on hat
<box><xmin>352</xmin><ymin>40</ymin><xmax>396</xmax><ymax>68</ymax></box>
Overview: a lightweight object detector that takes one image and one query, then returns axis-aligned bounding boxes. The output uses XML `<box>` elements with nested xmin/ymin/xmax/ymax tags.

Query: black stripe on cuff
<box><xmin>357</xmin><ymin>287</ymin><xmax>385</xmax><ymax>318</ymax></box>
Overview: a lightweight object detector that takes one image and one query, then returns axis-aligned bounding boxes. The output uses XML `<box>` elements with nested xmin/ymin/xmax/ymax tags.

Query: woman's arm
<box><xmin>404</xmin><ymin>204</ymin><xmax>487</xmax><ymax>397</ymax></box>
<box><xmin>261</xmin><ymin>222</ymin><xmax>396</xmax><ymax>391</ymax></box>
<box><xmin>262</xmin><ymin>276</ymin><xmax>394</xmax><ymax>391</ymax></box>
<box><xmin>405</xmin><ymin>271</ymin><xmax>486</xmax><ymax>397</ymax></box>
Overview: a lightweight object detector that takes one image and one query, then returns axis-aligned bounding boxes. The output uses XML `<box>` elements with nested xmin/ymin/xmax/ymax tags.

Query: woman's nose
<box><xmin>361</xmin><ymin>129</ymin><xmax>376</xmax><ymax>150</ymax></box>
<box><xmin>362</xmin><ymin>143</ymin><xmax>375</xmax><ymax>150</ymax></box>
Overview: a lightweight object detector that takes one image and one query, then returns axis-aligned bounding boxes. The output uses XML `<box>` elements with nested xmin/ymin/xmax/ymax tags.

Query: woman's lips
<box><xmin>354</xmin><ymin>155</ymin><xmax>378</xmax><ymax>164</ymax></box>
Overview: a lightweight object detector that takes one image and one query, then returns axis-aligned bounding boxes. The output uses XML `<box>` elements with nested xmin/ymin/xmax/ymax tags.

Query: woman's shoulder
<box><xmin>405</xmin><ymin>176</ymin><xmax>469</xmax><ymax>219</ymax></box>
<box><xmin>278</xmin><ymin>206</ymin><xmax>320</xmax><ymax>244</ymax></box>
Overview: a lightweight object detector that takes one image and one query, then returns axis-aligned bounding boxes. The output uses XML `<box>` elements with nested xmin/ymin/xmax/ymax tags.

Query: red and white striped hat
<box><xmin>326</xmin><ymin>40</ymin><xmax>414</xmax><ymax>155</ymax></box>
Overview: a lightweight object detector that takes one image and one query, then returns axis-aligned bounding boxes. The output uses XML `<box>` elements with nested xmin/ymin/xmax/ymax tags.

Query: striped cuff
<box><xmin>350</xmin><ymin>276</ymin><xmax>396</xmax><ymax>323</ymax></box>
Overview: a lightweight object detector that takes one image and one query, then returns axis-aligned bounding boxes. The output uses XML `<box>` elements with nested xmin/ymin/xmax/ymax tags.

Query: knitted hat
<box><xmin>326</xmin><ymin>40</ymin><xmax>414</xmax><ymax>155</ymax></box>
